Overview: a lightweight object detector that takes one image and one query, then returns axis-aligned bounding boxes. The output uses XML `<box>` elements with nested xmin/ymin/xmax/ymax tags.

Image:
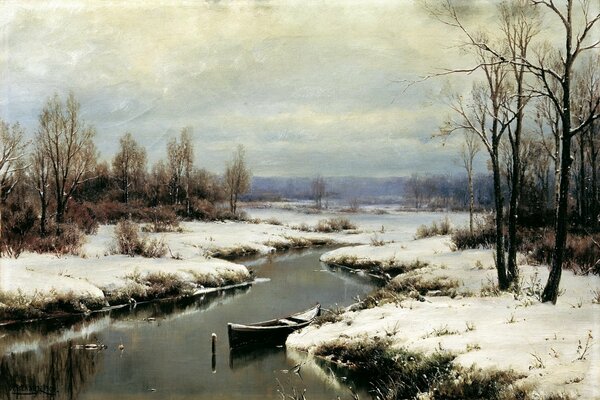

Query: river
<box><xmin>0</xmin><ymin>248</ymin><xmax>378</xmax><ymax>399</ymax></box>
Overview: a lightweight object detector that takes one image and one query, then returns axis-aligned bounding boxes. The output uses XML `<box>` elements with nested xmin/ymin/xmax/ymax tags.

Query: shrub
<box><xmin>143</xmin><ymin>206</ymin><xmax>180</xmax><ymax>232</ymax></box>
<box><xmin>65</xmin><ymin>201</ymin><xmax>99</xmax><ymax>234</ymax></box>
<box><xmin>114</xmin><ymin>220</ymin><xmax>144</xmax><ymax>256</ymax></box>
<box><xmin>451</xmin><ymin>217</ymin><xmax>496</xmax><ymax>250</ymax></box>
<box><xmin>415</xmin><ymin>216</ymin><xmax>453</xmax><ymax>239</ymax></box>
<box><xmin>90</xmin><ymin>201</ymin><xmax>130</xmax><ymax>224</ymax></box>
<box><xmin>113</xmin><ymin>220</ymin><xmax>167</xmax><ymax>258</ymax></box>
<box><xmin>524</xmin><ymin>230</ymin><xmax>600</xmax><ymax>275</ymax></box>
<box><xmin>189</xmin><ymin>198</ymin><xmax>218</xmax><ymax>220</ymax></box>
<box><xmin>29</xmin><ymin>223</ymin><xmax>85</xmax><ymax>255</ymax></box>
<box><xmin>0</xmin><ymin>202</ymin><xmax>37</xmax><ymax>258</ymax></box>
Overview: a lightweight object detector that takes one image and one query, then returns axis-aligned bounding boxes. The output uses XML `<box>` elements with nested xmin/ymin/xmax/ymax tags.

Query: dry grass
<box><xmin>0</xmin><ymin>289</ymin><xmax>106</xmax><ymax>321</ymax></box>
<box><xmin>314</xmin><ymin>217</ymin><xmax>357</xmax><ymax>233</ymax></box>
<box><xmin>313</xmin><ymin>337</ymin><xmax>551</xmax><ymax>400</ymax></box>
<box><xmin>415</xmin><ymin>216</ymin><xmax>453</xmax><ymax>239</ymax></box>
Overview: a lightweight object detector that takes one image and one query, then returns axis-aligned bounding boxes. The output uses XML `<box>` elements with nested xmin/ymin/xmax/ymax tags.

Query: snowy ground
<box><xmin>1</xmin><ymin>204</ymin><xmax>465</xmax><ymax>319</ymax></box>
<box><xmin>287</xmin><ymin>236</ymin><xmax>600</xmax><ymax>399</ymax></box>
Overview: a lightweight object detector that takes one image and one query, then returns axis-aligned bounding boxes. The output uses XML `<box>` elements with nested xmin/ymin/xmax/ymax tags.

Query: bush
<box><xmin>0</xmin><ymin>202</ymin><xmax>37</xmax><ymax>258</ymax></box>
<box><xmin>143</xmin><ymin>206</ymin><xmax>180</xmax><ymax>233</ymax></box>
<box><xmin>90</xmin><ymin>201</ymin><xmax>130</xmax><ymax>224</ymax></box>
<box><xmin>29</xmin><ymin>223</ymin><xmax>85</xmax><ymax>255</ymax></box>
<box><xmin>113</xmin><ymin>220</ymin><xmax>167</xmax><ymax>258</ymax></box>
<box><xmin>451</xmin><ymin>216</ymin><xmax>496</xmax><ymax>250</ymax></box>
<box><xmin>189</xmin><ymin>198</ymin><xmax>218</xmax><ymax>220</ymax></box>
<box><xmin>415</xmin><ymin>216</ymin><xmax>453</xmax><ymax>239</ymax></box>
<box><xmin>524</xmin><ymin>230</ymin><xmax>600</xmax><ymax>275</ymax></box>
<box><xmin>65</xmin><ymin>201</ymin><xmax>99</xmax><ymax>234</ymax></box>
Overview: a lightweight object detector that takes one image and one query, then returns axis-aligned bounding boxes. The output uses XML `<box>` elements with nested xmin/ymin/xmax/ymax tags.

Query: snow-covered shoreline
<box><xmin>287</xmin><ymin>235</ymin><xmax>600</xmax><ymax>399</ymax></box>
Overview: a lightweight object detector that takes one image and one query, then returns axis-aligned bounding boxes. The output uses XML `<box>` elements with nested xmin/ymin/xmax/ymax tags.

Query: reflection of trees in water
<box><xmin>0</xmin><ymin>286</ymin><xmax>252</xmax><ymax>399</ymax></box>
<box><xmin>0</xmin><ymin>341</ymin><xmax>101</xmax><ymax>400</ymax></box>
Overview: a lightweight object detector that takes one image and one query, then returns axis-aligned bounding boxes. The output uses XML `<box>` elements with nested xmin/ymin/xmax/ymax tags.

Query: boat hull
<box><xmin>227</xmin><ymin>304</ymin><xmax>320</xmax><ymax>349</ymax></box>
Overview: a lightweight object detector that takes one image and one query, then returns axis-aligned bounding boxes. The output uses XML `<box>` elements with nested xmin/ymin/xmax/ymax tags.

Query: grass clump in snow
<box><xmin>106</xmin><ymin>271</ymin><xmax>194</xmax><ymax>305</ymax></box>
<box><xmin>0</xmin><ymin>289</ymin><xmax>106</xmax><ymax>321</ymax></box>
<box><xmin>188</xmin><ymin>269</ymin><xmax>250</xmax><ymax>288</ymax></box>
<box><xmin>314</xmin><ymin>337</ymin><xmax>454</xmax><ymax>399</ymax></box>
<box><xmin>329</xmin><ymin>255</ymin><xmax>428</xmax><ymax>277</ymax></box>
<box><xmin>210</xmin><ymin>245</ymin><xmax>259</xmax><ymax>259</ymax></box>
<box><xmin>314</xmin><ymin>337</ymin><xmax>543</xmax><ymax>400</ymax></box>
<box><xmin>265</xmin><ymin>236</ymin><xmax>335</xmax><ymax>251</ymax></box>
<box><xmin>414</xmin><ymin>217</ymin><xmax>452</xmax><ymax>239</ymax></box>
<box><xmin>113</xmin><ymin>220</ymin><xmax>167</xmax><ymax>258</ymax></box>
<box><xmin>315</xmin><ymin>218</ymin><xmax>357</xmax><ymax>233</ymax></box>
<box><xmin>391</xmin><ymin>272</ymin><xmax>460</xmax><ymax>298</ymax></box>
<box><xmin>313</xmin><ymin>305</ymin><xmax>345</xmax><ymax>326</ymax></box>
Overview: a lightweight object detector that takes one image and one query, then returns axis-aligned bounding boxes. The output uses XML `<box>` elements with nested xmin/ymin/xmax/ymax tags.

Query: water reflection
<box><xmin>0</xmin><ymin>248</ymin><xmax>375</xmax><ymax>399</ymax></box>
<box><xmin>0</xmin><ymin>341</ymin><xmax>102</xmax><ymax>400</ymax></box>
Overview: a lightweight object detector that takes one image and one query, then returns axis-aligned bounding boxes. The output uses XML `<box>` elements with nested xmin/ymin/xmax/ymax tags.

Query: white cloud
<box><xmin>0</xmin><ymin>0</ymin><xmax>546</xmax><ymax>176</ymax></box>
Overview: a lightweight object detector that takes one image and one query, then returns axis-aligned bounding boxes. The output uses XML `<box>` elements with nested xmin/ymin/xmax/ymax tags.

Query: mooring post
<box><xmin>211</xmin><ymin>333</ymin><xmax>217</xmax><ymax>373</ymax></box>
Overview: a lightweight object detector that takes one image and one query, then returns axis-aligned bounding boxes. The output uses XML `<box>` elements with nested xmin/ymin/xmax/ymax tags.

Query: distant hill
<box><xmin>248</xmin><ymin>176</ymin><xmax>407</xmax><ymax>203</ymax></box>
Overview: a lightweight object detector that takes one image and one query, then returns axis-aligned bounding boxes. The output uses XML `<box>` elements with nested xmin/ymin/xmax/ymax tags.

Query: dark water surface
<box><xmin>0</xmin><ymin>248</ymin><xmax>377</xmax><ymax>399</ymax></box>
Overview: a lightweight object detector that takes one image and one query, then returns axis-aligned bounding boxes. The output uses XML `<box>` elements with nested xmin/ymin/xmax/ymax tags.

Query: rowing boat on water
<box><xmin>227</xmin><ymin>303</ymin><xmax>321</xmax><ymax>349</ymax></box>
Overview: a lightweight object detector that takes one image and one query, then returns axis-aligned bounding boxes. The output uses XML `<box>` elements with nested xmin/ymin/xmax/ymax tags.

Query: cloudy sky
<box><xmin>1</xmin><ymin>1</ymin><xmax>502</xmax><ymax>177</ymax></box>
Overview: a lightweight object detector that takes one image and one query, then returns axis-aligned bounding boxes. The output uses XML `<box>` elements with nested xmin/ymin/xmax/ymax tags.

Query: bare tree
<box><xmin>38</xmin><ymin>93</ymin><xmax>97</xmax><ymax>232</ymax></box>
<box><xmin>460</xmin><ymin>131</ymin><xmax>481</xmax><ymax>235</ymax></box>
<box><xmin>112</xmin><ymin>132</ymin><xmax>147</xmax><ymax>204</ymax></box>
<box><xmin>167</xmin><ymin>127</ymin><xmax>194</xmax><ymax>211</ymax></box>
<box><xmin>0</xmin><ymin>120</ymin><xmax>28</xmax><ymax>243</ymax></box>
<box><xmin>442</xmin><ymin>53</ymin><xmax>514</xmax><ymax>290</ymax></box>
<box><xmin>30</xmin><ymin>138</ymin><xmax>50</xmax><ymax>236</ymax></box>
<box><xmin>499</xmin><ymin>0</ymin><xmax>539</xmax><ymax>283</ymax></box>
<box><xmin>148</xmin><ymin>160</ymin><xmax>169</xmax><ymax>206</ymax></box>
<box><xmin>224</xmin><ymin>145</ymin><xmax>251</xmax><ymax>214</ymax></box>
<box><xmin>311</xmin><ymin>175</ymin><xmax>326</xmax><ymax>209</ymax></box>
<box><xmin>430</xmin><ymin>0</ymin><xmax>600</xmax><ymax>301</ymax></box>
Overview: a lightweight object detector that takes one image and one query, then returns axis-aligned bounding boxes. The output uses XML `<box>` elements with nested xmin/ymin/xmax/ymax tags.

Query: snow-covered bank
<box><xmin>0</xmin><ymin>207</ymin><xmax>466</xmax><ymax>322</ymax></box>
<box><xmin>288</xmin><ymin>236</ymin><xmax>600</xmax><ymax>399</ymax></box>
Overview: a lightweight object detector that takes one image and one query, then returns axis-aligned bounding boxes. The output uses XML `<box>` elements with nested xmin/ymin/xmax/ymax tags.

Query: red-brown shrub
<box><xmin>65</xmin><ymin>201</ymin><xmax>99</xmax><ymax>234</ymax></box>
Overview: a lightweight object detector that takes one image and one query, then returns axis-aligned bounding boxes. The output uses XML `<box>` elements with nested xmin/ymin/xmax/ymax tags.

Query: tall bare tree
<box><xmin>0</xmin><ymin>120</ymin><xmax>28</xmax><ymax>243</ymax></box>
<box><xmin>460</xmin><ymin>131</ymin><xmax>481</xmax><ymax>235</ymax></box>
<box><xmin>112</xmin><ymin>132</ymin><xmax>147</xmax><ymax>204</ymax></box>
<box><xmin>30</xmin><ymin>138</ymin><xmax>50</xmax><ymax>236</ymax></box>
<box><xmin>311</xmin><ymin>175</ymin><xmax>326</xmax><ymax>209</ymax></box>
<box><xmin>224</xmin><ymin>145</ymin><xmax>251</xmax><ymax>214</ymax></box>
<box><xmin>38</xmin><ymin>93</ymin><xmax>97</xmax><ymax>232</ymax></box>
<box><xmin>167</xmin><ymin>127</ymin><xmax>194</xmax><ymax>211</ymax></box>
<box><xmin>442</xmin><ymin>53</ymin><xmax>514</xmax><ymax>289</ymax></box>
<box><xmin>500</xmin><ymin>0</ymin><xmax>539</xmax><ymax>283</ymax></box>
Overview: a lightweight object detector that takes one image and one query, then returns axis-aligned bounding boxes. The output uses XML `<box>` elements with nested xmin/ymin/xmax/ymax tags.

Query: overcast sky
<box><xmin>1</xmin><ymin>1</ymin><xmax>504</xmax><ymax>177</ymax></box>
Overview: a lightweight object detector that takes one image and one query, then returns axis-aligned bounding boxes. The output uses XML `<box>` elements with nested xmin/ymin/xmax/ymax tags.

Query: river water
<box><xmin>0</xmin><ymin>248</ymin><xmax>378</xmax><ymax>399</ymax></box>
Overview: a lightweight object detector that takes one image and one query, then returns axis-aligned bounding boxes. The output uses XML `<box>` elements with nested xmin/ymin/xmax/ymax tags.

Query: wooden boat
<box><xmin>227</xmin><ymin>303</ymin><xmax>321</xmax><ymax>349</ymax></box>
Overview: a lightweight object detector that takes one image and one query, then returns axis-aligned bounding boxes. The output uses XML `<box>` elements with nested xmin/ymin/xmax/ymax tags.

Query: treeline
<box><xmin>0</xmin><ymin>93</ymin><xmax>250</xmax><ymax>257</ymax></box>
<box><xmin>433</xmin><ymin>0</ymin><xmax>599</xmax><ymax>303</ymax></box>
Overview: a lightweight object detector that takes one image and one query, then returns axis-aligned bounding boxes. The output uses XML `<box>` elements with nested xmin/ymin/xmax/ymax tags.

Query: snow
<box><xmin>2</xmin><ymin>205</ymin><xmax>460</xmax><ymax>313</ymax></box>
<box><xmin>288</xmin><ymin>236</ymin><xmax>600</xmax><ymax>399</ymax></box>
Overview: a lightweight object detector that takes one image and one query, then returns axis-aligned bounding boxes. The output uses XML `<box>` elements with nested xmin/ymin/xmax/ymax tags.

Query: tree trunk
<box><xmin>578</xmin><ymin>135</ymin><xmax>586</xmax><ymax>224</ymax></box>
<box><xmin>468</xmin><ymin>171</ymin><xmax>474</xmax><ymax>235</ymax></box>
<box><xmin>543</xmin><ymin>58</ymin><xmax>573</xmax><ymax>303</ymax></box>
<box><xmin>492</xmin><ymin>156</ymin><xmax>508</xmax><ymax>290</ymax></box>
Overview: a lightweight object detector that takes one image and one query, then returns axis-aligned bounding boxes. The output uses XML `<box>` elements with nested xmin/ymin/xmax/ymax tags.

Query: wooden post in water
<box><xmin>211</xmin><ymin>333</ymin><xmax>217</xmax><ymax>373</ymax></box>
